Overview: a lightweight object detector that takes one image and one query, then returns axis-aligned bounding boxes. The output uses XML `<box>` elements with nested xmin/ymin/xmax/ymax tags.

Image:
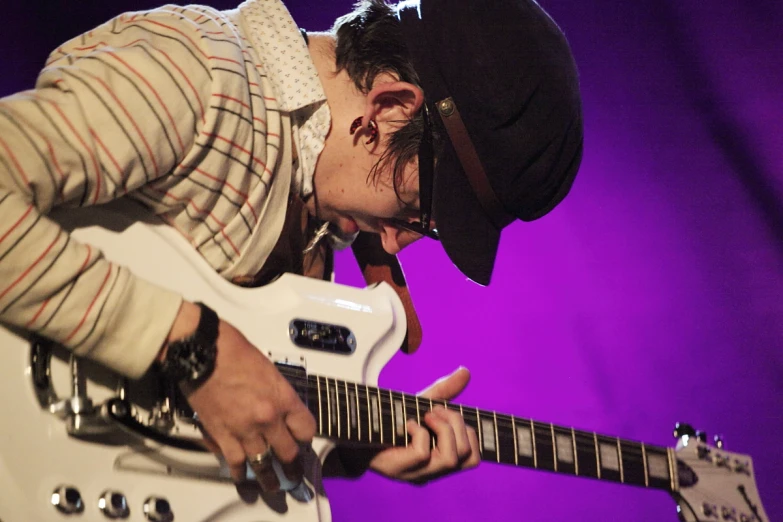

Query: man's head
<box><xmin>329</xmin><ymin>0</ymin><xmax>583</xmax><ymax>285</ymax></box>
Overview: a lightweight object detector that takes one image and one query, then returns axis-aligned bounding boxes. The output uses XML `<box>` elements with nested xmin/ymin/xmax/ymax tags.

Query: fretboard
<box><xmin>285</xmin><ymin>369</ymin><xmax>676</xmax><ymax>492</ymax></box>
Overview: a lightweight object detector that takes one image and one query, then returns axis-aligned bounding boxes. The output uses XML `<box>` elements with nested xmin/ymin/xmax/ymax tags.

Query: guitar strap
<box><xmin>350</xmin><ymin>233</ymin><xmax>422</xmax><ymax>354</ymax></box>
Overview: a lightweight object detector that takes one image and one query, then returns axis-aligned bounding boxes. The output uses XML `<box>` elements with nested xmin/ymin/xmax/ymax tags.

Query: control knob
<box><xmin>51</xmin><ymin>485</ymin><xmax>84</xmax><ymax>514</ymax></box>
<box><xmin>99</xmin><ymin>490</ymin><xmax>130</xmax><ymax>519</ymax></box>
<box><xmin>143</xmin><ymin>496</ymin><xmax>174</xmax><ymax>522</ymax></box>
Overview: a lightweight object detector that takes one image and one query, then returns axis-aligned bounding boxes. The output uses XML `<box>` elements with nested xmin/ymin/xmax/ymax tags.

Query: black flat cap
<box><xmin>396</xmin><ymin>0</ymin><xmax>584</xmax><ymax>285</ymax></box>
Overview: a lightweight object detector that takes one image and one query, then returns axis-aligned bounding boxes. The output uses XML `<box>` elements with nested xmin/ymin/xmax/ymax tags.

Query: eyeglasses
<box><xmin>387</xmin><ymin>104</ymin><xmax>440</xmax><ymax>241</ymax></box>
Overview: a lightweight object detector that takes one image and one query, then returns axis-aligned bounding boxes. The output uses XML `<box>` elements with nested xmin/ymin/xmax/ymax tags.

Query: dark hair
<box><xmin>332</xmin><ymin>0</ymin><xmax>435</xmax><ymax>197</ymax></box>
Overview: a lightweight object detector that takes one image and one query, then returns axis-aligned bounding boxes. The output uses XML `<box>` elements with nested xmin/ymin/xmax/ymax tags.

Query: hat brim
<box><xmin>432</xmin><ymin>140</ymin><xmax>500</xmax><ymax>287</ymax></box>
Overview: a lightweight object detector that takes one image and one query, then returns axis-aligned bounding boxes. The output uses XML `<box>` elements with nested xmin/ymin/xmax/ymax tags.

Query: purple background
<box><xmin>3</xmin><ymin>0</ymin><xmax>781</xmax><ymax>520</ymax></box>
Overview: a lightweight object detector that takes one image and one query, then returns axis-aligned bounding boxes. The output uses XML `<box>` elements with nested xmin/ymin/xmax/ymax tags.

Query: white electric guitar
<box><xmin>0</xmin><ymin>203</ymin><xmax>769</xmax><ymax>521</ymax></box>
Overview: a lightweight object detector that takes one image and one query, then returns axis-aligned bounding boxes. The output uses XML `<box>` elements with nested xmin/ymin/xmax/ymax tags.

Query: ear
<box><xmin>361</xmin><ymin>76</ymin><xmax>424</xmax><ymax>129</ymax></box>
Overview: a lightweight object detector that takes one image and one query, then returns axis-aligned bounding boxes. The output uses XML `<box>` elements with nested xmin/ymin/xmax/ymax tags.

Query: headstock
<box><xmin>672</xmin><ymin>423</ymin><xmax>768</xmax><ymax>522</ymax></box>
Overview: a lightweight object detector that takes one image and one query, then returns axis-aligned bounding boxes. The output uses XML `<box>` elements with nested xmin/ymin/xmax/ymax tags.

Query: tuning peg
<box><xmin>695</xmin><ymin>430</ymin><xmax>708</xmax><ymax>443</ymax></box>
<box><xmin>714</xmin><ymin>434</ymin><xmax>724</xmax><ymax>449</ymax></box>
<box><xmin>673</xmin><ymin>422</ymin><xmax>696</xmax><ymax>439</ymax></box>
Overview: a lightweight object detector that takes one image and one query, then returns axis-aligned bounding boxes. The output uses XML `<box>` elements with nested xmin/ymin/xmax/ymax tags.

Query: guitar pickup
<box><xmin>289</xmin><ymin>319</ymin><xmax>356</xmax><ymax>354</ymax></box>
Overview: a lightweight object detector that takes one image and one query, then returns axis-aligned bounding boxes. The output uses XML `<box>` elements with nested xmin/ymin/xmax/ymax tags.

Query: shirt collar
<box><xmin>238</xmin><ymin>0</ymin><xmax>327</xmax><ymax>112</ymax></box>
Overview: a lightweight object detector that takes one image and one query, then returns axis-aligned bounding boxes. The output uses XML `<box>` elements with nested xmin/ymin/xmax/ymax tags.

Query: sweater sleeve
<box><xmin>0</xmin><ymin>7</ymin><xmax>219</xmax><ymax>378</ymax></box>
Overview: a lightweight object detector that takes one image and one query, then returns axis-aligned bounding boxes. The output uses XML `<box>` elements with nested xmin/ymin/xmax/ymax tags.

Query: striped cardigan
<box><xmin>0</xmin><ymin>1</ymin><xmax>326</xmax><ymax>378</ymax></box>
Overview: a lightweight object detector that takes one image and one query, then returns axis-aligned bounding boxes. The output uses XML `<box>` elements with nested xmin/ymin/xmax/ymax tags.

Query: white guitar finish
<box><xmin>0</xmin><ymin>203</ymin><xmax>408</xmax><ymax>522</ymax></box>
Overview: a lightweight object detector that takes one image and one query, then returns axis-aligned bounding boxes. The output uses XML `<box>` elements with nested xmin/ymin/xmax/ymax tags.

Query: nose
<box><xmin>379</xmin><ymin>223</ymin><xmax>421</xmax><ymax>255</ymax></box>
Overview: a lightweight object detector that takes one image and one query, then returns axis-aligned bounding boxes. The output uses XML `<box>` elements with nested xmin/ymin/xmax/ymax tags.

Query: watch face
<box><xmin>166</xmin><ymin>341</ymin><xmax>217</xmax><ymax>383</ymax></box>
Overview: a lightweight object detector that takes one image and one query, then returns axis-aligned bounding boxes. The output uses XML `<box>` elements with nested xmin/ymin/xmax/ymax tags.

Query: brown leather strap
<box><xmin>436</xmin><ymin>97</ymin><xmax>515</xmax><ymax>230</ymax></box>
<box><xmin>351</xmin><ymin>233</ymin><xmax>422</xmax><ymax>354</ymax></box>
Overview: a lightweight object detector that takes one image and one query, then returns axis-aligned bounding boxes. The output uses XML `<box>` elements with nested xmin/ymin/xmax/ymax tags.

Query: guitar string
<box><xmin>279</xmin><ymin>369</ymin><xmax>646</xmax><ymax>439</ymax></box>
<box><xmin>291</xmin><ymin>384</ymin><xmax>744</xmax><ymax>488</ymax></box>
<box><xmin>278</xmin><ymin>369</ymin><xmax>658</xmax><ymax>453</ymax></box>
<box><xmin>274</xmin><ymin>370</ymin><xmax>660</xmax><ymax>459</ymax></box>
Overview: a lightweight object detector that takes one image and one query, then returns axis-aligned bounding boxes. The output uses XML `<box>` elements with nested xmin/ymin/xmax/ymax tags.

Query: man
<box><xmin>0</xmin><ymin>0</ymin><xmax>582</xmax><ymax>494</ymax></box>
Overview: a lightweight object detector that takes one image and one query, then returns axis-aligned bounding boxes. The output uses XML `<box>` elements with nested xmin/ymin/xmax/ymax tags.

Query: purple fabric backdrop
<box><xmin>2</xmin><ymin>0</ymin><xmax>780</xmax><ymax>520</ymax></box>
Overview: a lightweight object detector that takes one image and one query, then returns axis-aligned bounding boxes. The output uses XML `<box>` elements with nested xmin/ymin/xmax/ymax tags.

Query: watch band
<box><xmin>161</xmin><ymin>302</ymin><xmax>219</xmax><ymax>384</ymax></box>
<box><xmin>193</xmin><ymin>302</ymin><xmax>219</xmax><ymax>345</ymax></box>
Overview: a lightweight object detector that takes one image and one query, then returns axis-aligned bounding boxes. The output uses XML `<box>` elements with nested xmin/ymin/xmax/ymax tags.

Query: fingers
<box><xmin>369</xmin><ymin>368</ymin><xmax>479</xmax><ymax>484</ymax></box>
<box><xmin>426</xmin><ymin>406</ymin><xmax>479</xmax><ymax>468</ymax></box>
<box><xmin>425</xmin><ymin>408</ymin><xmax>459</xmax><ymax>468</ymax></box>
<box><xmin>239</xmin><ymin>422</ymin><xmax>306</xmax><ymax>493</ymax></box>
<box><xmin>285</xmin><ymin>404</ymin><xmax>318</xmax><ymax>445</ymax></box>
<box><xmin>419</xmin><ymin>367</ymin><xmax>471</xmax><ymax>401</ymax></box>
<box><xmin>369</xmin><ymin>420</ymin><xmax>433</xmax><ymax>477</ymax></box>
<box><xmin>464</xmin><ymin>421</ymin><xmax>481</xmax><ymax>468</ymax></box>
<box><xmin>238</xmin><ymin>402</ymin><xmax>314</xmax><ymax>493</ymax></box>
<box><xmin>243</xmin><ymin>438</ymin><xmax>280</xmax><ymax>492</ymax></box>
<box><xmin>261</xmin><ymin>421</ymin><xmax>305</xmax><ymax>489</ymax></box>
<box><xmin>220</xmin><ymin>435</ymin><xmax>251</xmax><ymax>484</ymax></box>
<box><xmin>369</xmin><ymin>405</ymin><xmax>481</xmax><ymax>483</ymax></box>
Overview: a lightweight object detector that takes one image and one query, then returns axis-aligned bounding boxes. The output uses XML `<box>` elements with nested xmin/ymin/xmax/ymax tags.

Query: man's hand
<box><xmin>166</xmin><ymin>302</ymin><xmax>316</xmax><ymax>489</ymax></box>
<box><xmin>369</xmin><ymin>367</ymin><xmax>481</xmax><ymax>483</ymax></box>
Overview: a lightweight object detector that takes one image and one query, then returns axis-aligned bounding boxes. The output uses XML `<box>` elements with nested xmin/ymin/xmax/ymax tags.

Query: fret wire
<box><xmin>572</xmin><ymin>427</ymin><xmax>579</xmax><ymax>476</ymax></box>
<box><xmin>531</xmin><ymin>419</ymin><xmax>537</xmax><ymax>468</ymax></box>
<box><xmin>617</xmin><ymin>438</ymin><xmax>624</xmax><ymax>483</ymax></box>
<box><xmin>550</xmin><ymin>423</ymin><xmax>558</xmax><ymax>472</ymax></box>
<box><xmin>459</xmin><ymin>405</ymin><xmax>468</xmax><ymax>455</ymax></box>
<box><xmin>667</xmin><ymin>447</ymin><xmax>676</xmax><ymax>492</ymax></box>
<box><xmin>594</xmin><ymin>432</ymin><xmax>601</xmax><ymax>479</ymax></box>
<box><xmin>335</xmin><ymin>379</ymin><xmax>341</xmax><ymax>439</ymax></box>
<box><xmin>642</xmin><ymin>442</ymin><xmax>649</xmax><ymax>487</ymax></box>
<box><xmin>377</xmin><ymin>387</ymin><xmax>383</xmax><ymax>444</ymax></box>
<box><xmin>493</xmin><ymin>411</ymin><xmax>500</xmax><ymax>463</ymax></box>
<box><xmin>459</xmin><ymin>405</ymin><xmax>468</xmax><ymax>458</ymax></box>
<box><xmin>401</xmin><ymin>392</ymin><xmax>408</xmax><ymax>446</ymax></box>
<box><xmin>389</xmin><ymin>390</ymin><xmax>396</xmax><ymax>447</ymax></box>
<box><xmin>476</xmin><ymin>408</ymin><xmax>483</xmax><ymax>456</ymax></box>
<box><xmin>416</xmin><ymin>396</ymin><xmax>421</xmax><ymax>426</ymax></box>
<box><xmin>430</xmin><ymin>399</ymin><xmax>435</xmax><ymax>449</ymax></box>
<box><xmin>366</xmin><ymin>384</ymin><xmax>372</xmax><ymax>443</ymax></box>
<box><xmin>344</xmin><ymin>380</ymin><xmax>350</xmax><ymax>441</ymax></box>
<box><xmin>354</xmin><ymin>382</ymin><xmax>361</xmax><ymax>442</ymax></box>
<box><xmin>316</xmin><ymin>376</ymin><xmax>323</xmax><ymax>436</ymax></box>
<box><xmin>511</xmin><ymin>415</ymin><xmax>518</xmax><ymax>466</ymax></box>
<box><xmin>326</xmin><ymin>378</ymin><xmax>332</xmax><ymax>437</ymax></box>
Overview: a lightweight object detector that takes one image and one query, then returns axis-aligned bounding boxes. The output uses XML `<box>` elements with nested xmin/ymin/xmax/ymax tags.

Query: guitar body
<box><xmin>0</xmin><ymin>202</ymin><xmax>408</xmax><ymax>522</ymax></box>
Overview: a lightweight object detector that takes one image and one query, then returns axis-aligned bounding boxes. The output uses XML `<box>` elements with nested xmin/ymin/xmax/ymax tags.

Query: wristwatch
<box><xmin>160</xmin><ymin>302</ymin><xmax>219</xmax><ymax>386</ymax></box>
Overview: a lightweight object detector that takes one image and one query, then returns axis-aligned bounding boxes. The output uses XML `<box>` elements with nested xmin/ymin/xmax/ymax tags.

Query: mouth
<box><xmin>336</xmin><ymin>215</ymin><xmax>360</xmax><ymax>236</ymax></box>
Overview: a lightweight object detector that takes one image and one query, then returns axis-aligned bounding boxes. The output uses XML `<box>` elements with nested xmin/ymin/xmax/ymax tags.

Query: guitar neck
<box><xmin>286</xmin><ymin>370</ymin><xmax>677</xmax><ymax>493</ymax></box>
